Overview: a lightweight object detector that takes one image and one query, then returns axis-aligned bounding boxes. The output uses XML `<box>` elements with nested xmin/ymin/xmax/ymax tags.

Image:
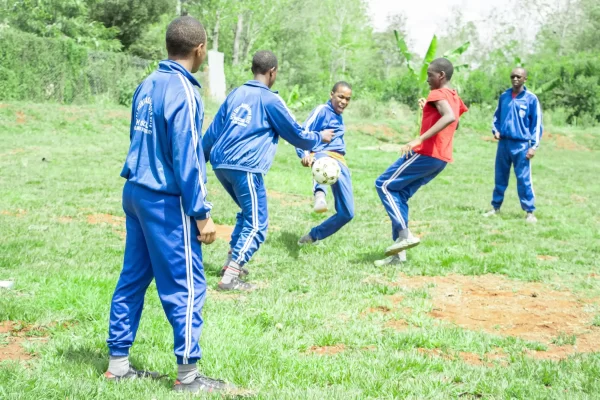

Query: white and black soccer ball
<box><xmin>312</xmin><ymin>157</ymin><xmax>341</xmax><ymax>185</ymax></box>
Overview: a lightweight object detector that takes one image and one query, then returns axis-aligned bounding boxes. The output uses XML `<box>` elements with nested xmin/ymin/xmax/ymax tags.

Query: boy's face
<box><xmin>510</xmin><ymin>68</ymin><xmax>527</xmax><ymax>90</ymax></box>
<box><xmin>330</xmin><ymin>87</ymin><xmax>352</xmax><ymax>114</ymax></box>
<box><xmin>426</xmin><ymin>67</ymin><xmax>445</xmax><ymax>90</ymax></box>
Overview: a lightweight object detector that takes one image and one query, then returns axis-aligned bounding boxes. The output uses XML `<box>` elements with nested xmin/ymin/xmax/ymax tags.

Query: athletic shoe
<box><xmin>217</xmin><ymin>277</ymin><xmax>255</xmax><ymax>292</ymax></box>
<box><xmin>173</xmin><ymin>373</ymin><xmax>235</xmax><ymax>394</ymax></box>
<box><xmin>104</xmin><ymin>366</ymin><xmax>164</xmax><ymax>381</ymax></box>
<box><xmin>314</xmin><ymin>192</ymin><xmax>328</xmax><ymax>213</ymax></box>
<box><xmin>526</xmin><ymin>213</ymin><xmax>537</xmax><ymax>223</ymax></box>
<box><xmin>298</xmin><ymin>233</ymin><xmax>316</xmax><ymax>246</ymax></box>
<box><xmin>483</xmin><ymin>208</ymin><xmax>500</xmax><ymax>217</ymax></box>
<box><xmin>374</xmin><ymin>251</ymin><xmax>406</xmax><ymax>267</ymax></box>
<box><xmin>385</xmin><ymin>236</ymin><xmax>420</xmax><ymax>256</ymax></box>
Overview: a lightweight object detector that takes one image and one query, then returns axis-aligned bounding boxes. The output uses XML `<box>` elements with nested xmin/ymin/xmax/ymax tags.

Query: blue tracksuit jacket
<box><xmin>202</xmin><ymin>80</ymin><xmax>323</xmax><ymax>174</ymax></box>
<box><xmin>492</xmin><ymin>87</ymin><xmax>543</xmax><ymax>149</ymax></box>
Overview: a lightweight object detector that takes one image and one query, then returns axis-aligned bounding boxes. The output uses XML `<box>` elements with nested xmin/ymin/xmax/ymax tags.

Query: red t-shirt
<box><xmin>414</xmin><ymin>88</ymin><xmax>468</xmax><ymax>163</ymax></box>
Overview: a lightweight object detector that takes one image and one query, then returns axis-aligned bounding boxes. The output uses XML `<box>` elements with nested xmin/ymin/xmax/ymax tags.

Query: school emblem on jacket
<box><xmin>519</xmin><ymin>104</ymin><xmax>527</xmax><ymax>119</ymax></box>
<box><xmin>133</xmin><ymin>96</ymin><xmax>153</xmax><ymax>134</ymax></box>
<box><xmin>231</xmin><ymin>103</ymin><xmax>252</xmax><ymax>127</ymax></box>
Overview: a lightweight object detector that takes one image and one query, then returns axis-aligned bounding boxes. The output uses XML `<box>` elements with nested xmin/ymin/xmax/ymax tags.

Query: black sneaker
<box><xmin>219</xmin><ymin>265</ymin><xmax>250</xmax><ymax>278</ymax></box>
<box><xmin>104</xmin><ymin>365</ymin><xmax>164</xmax><ymax>381</ymax></box>
<box><xmin>173</xmin><ymin>373</ymin><xmax>235</xmax><ymax>393</ymax></box>
<box><xmin>217</xmin><ymin>277</ymin><xmax>255</xmax><ymax>292</ymax></box>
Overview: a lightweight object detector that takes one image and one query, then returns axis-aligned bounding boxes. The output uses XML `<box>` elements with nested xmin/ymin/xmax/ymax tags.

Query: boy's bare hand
<box><xmin>494</xmin><ymin>132</ymin><xmax>500</xmax><ymax>140</ymax></box>
<box><xmin>320</xmin><ymin>129</ymin><xmax>335</xmax><ymax>143</ymax></box>
<box><xmin>526</xmin><ymin>148</ymin><xmax>536</xmax><ymax>159</ymax></box>
<box><xmin>400</xmin><ymin>138</ymin><xmax>423</xmax><ymax>157</ymax></box>
<box><xmin>418</xmin><ymin>98</ymin><xmax>426</xmax><ymax>110</ymax></box>
<box><xmin>301</xmin><ymin>154</ymin><xmax>314</xmax><ymax>167</ymax></box>
<box><xmin>196</xmin><ymin>217</ymin><xmax>216</xmax><ymax>245</ymax></box>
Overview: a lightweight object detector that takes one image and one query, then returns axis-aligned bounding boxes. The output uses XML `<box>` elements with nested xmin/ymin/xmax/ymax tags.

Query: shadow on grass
<box><xmin>56</xmin><ymin>344</ymin><xmax>109</xmax><ymax>375</ymax></box>
<box><xmin>271</xmin><ymin>231</ymin><xmax>300</xmax><ymax>259</ymax></box>
<box><xmin>351</xmin><ymin>249</ymin><xmax>386</xmax><ymax>264</ymax></box>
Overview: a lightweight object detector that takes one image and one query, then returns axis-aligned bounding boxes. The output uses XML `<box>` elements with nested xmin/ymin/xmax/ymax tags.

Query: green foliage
<box><xmin>87</xmin><ymin>0</ymin><xmax>175</xmax><ymax>49</ymax></box>
<box><xmin>0</xmin><ymin>28</ymin><xmax>147</xmax><ymax>104</ymax></box>
<box><xmin>2</xmin><ymin>0</ymin><xmax>122</xmax><ymax>51</ymax></box>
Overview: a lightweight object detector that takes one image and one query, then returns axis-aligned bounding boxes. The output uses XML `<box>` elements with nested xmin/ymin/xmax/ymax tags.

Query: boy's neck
<box><xmin>253</xmin><ymin>74</ymin><xmax>271</xmax><ymax>88</ymax></box>
<box><xmin>433</xmin><ymin>82</ymin><xmax>451</xmax><ymax>90</ymax></box>
<box><xmin>168</xmin><ymin>57</ymin><xmax>194</xmax><ymax>73</ymax></box>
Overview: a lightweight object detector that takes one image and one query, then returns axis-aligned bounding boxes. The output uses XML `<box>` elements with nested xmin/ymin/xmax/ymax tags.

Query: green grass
<box><xmin>1</xmin><ymin>101</ymin><xmax>600</xmax><ymax>399</ymax></box>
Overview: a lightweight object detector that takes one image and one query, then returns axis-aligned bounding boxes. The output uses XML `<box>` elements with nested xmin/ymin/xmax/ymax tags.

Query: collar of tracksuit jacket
<box><xmin>158</xmin><ymin>60</ymin><xmax>202</xmax><ymax>88</ymax></box>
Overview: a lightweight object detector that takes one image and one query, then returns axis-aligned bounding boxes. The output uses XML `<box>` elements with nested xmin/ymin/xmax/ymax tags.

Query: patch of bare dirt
<box><xmin>482</xmin><ymin>136</ymin><xmax>497</xmax><ymax>142</ymax></box>
<box><xmin>0</xmin><ymin>321</ymin><xmax>48</xmax><ymax>362</ymax></box>
<box><xmin>385</xmin><ymin>319</ymin><xmax>409</xmax><ymax>331</ymax></box>
<box><xmin>86</xmin><ymin>213</ymin><xmax>124</xmax><ymax>227</ymax></box>
<box><xmin>362</xmin><ymin>306</ymin><xmax>392</xmax><ymax>315</ymax></box>
<box><xmin>1</xmin><ymin>209</ymin><xmax>27</xmax><ymax>217</ymax></box>
<box><xmin>398</xmin><ymin>274</ymin><xmax>600</xmax><ymax>359</ymax></box>
<box><xmin>16</xmin><ymin>111</ymin><xmax>26</xmax><ymax>124</ymax></box>
<box><xmin>306</xmin><ymin>344</ymin><xmax>346</xmax><ymax>355</ymax></box>
<box><xmin>215</xmin><ymin>224</ymin><xmax>233</xmax><ymax>241</ymax></box>
<box><xmin>571</xmin><ymin>194</ymin><xmax>588</xmax><ymax>203</ymax></box>
<box><xmin>537</xmin><ymin>255</ymin><xmax>559</xmax><ymax>261</ymax></box>
<box><xmin>56</xmin><ymin>216</ymin><xmax>74</xmax><ymax>223</ymax></box>
<box><xmin>546</xmin><ymin>132</ymin><xmax>590</xmax><ymax>151</ymax></box>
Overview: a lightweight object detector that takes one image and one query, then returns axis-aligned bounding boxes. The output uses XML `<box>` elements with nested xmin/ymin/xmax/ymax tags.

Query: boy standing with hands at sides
<box><xmin>202</xmin><ymin>50</ymin><xmax>334</xmax><ymax>291</ymax></box>
<box><xmin>106</xmin><ymin>16</ymin><xmax>234</xmax><ymax>394</ymax></box>
<box><xmin>296</xmin><ymin>81</ymin><xmax>355</xmax><ymax>245</ymax></box>
<box><xmin>375</xmin><ymin>58</ymin><xmax>468</xmax><ymax>266</ymax></box>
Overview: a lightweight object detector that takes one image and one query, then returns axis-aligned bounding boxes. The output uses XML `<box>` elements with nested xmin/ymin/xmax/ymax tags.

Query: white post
<box><xmin>207</xmin><ymin>50</ymin><xmax>226</xmax><ymax>102</ymax></box>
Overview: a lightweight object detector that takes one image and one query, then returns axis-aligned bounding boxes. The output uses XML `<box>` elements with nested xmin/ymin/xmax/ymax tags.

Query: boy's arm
<box><xmin>529</xmin><ymin>96</ymin><xmax>543</xmax><ymax>150</ymax></box>
<box><xmin>492</xmin><ymin>97</ymin><xmax>502</xmax><ymax>138</ymax></box>
<box><xmin>265</xmin><ymin>95</ymin><xmax>332</xmax><ymax>150</ymax></box>
<box><xmin>166</xmin><ymin>90</ymin><xmax>213</xmax><ymax>221</ymax></box>
<box><xmin>401</xmin><ymin>99</ymin><xmax>456</xmax><ymax>156</ymax></box>
<box><xmin>295</xmin><ymin>105</ymin><xmax>326</xmax><ymax>158</ymax></box>
<box><xmin>202</xmin><ymin>96</ymin><xmax>229</xmax><ymax>162</ymax></box>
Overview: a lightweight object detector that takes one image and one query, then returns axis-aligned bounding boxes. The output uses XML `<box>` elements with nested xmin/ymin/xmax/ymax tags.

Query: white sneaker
<box><xmin>483</xmin><ymin>209</ymin><xmax>500</xmax><ymax>217</ymax></box>
<box><xmin>374</xmin><ymin>251</ymin><xmax>406</xmax><ymax>267</ymax></box>
<box><xmin>313</xmin><ymin>193</ymin><xmax>328</xmax><ymax>213</ymax></box>
<box><xmin>385</xmin><ymin>236</ymin><xmax>420</xmax><ymax>256</ymax></box>
<box><xmin>298</xmin><ymin>233</ymin><xmax>316</xmax><ymax>246</ymax></box>
<box><xmin>526</xmin><ymin>213</ymin><xmax>537</xmax><ymax>223</ymax></box>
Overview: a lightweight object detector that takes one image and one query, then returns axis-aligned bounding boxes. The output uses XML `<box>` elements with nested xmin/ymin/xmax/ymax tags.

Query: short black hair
<box><xmin>166</xmin><ymin>16</ymin><xmax>206</xmax><ymax>57</ymax></box>
<box><xmin>430</xmin><ymin>58</ymin><xmax>454</xmax><ymax>81</ymax></box>
<box><xmin>512</xmin><ymin>67</ymin><xmax>528</xmax><ymax>77</ymax></box>
<box><xmin>251</xmin><ymin>51</ymin><xmax>278</xmax><ymax>75</ymax></box>
<box><xmin>332</xmin><ymin>81</ymin><xmax>352</xmax><ymax>92</ymax></box>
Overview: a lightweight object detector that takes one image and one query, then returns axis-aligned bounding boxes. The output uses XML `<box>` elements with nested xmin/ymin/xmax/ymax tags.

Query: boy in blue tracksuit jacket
<box><xmin>105</xmin><ymin>17</ymin><xmax>233</xmax><ymax>394</ymax></box>
<box><xmin>202</xmin><ymin>50</ymin><xmax>333</xmax><ymax>291</ymax></box>
<box><xmin>296</xmin><ymin>82</ymin><xmax>354</xmax><ymax>245</ymax></box>
<box><xmin>484</xmin><ymin>67</ymin><xmax>543</xmax><ymax>223</ymax></box>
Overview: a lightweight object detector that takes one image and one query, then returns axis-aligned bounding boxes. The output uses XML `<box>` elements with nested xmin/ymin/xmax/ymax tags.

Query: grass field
<box><xmin>1</xmin><ymin>100</ymin><xmax>600</xmax><ymax>399</ymax></box>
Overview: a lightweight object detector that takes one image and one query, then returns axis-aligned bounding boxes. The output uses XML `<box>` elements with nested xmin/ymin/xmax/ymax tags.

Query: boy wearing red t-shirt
<box><xmin>375</xmin><ymin>58</ymin><xmax>468</xmax><ymax>266</ymax></box>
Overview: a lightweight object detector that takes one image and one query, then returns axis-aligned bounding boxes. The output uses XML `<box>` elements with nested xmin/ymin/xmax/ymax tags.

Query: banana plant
<box><xmin>394</xmin><ymin>31</ymin><xmax>470</xmax><ymax>136</ymax></box>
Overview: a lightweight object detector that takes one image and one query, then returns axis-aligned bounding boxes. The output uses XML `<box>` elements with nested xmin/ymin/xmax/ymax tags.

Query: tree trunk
<box><xmin>232</xmin><ymin>13</ymin><xmax>244</xmax><ymax>65</ymax></box>
<box><xmin>212</xmin><ymin>10</ymin><xmax>220</xmax><ymax>51</ymax></box>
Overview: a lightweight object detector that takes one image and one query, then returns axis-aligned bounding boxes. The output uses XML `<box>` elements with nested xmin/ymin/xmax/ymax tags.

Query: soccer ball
<box><xmin>312</xmin><ymin>157</ymin><xmax>341</xmax><ymax>185</ymax></box>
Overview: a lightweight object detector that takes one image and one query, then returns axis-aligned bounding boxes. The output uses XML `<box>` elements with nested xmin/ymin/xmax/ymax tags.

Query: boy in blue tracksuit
<box><xmin>105</xmin><ymin>17</ymin><xmax>233</xmax><ymax>394</ymax></box>
<box><xmin>296</xmin><ymin>82</ymin><xmax>354</xmax><ymax>245</ymax></box>
<box><xmin>202</xmin><ymin>50</ymin><xmax>333</xmax><ymax>291</ymax></box>
<box><xmin>484</xmin><ymin>67</ymin><xmax>543</xmax><ymax>223</ymax></box>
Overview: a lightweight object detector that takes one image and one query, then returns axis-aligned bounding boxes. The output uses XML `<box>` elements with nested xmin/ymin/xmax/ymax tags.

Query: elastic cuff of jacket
<box><xmin>196</xmin><ymin>212</ymin><xmax>210</xmax><ymax>220</ymax></box>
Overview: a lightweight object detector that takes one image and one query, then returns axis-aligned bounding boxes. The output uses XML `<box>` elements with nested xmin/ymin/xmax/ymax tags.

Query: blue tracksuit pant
<box><xmin>375</xmin><ymin>153</ymin><xmax>446</xmax><ymax>240</ymax></box>
<box><xmin>491</xmin><ymin>139</ymin><xmax>535</xmax><ymax>212</ymax></box>
<box><xmin>107</xmin><ymin>181</ymin><xmax>206</xmax><ymax>365</ymax></box>
<box><xmin>214</xmin><ymin>169</ymin><xmax>268</xmax><ymax>265</ymax></box>
<box><xmin>311</xmin><ymin>154</ymin><xmax>354</xmax><ymax>241</ymax></box>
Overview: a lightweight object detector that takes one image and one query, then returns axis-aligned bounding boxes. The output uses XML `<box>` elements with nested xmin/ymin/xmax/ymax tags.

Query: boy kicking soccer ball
<box><xmin>297</xmin><ymin>82</ymin><xmax>354</xmax><ymax>245</ymax></box>
<box><xmin>374</xmin><ymin>58</ymin><xmax>468</xmax><ymax>266</ymax></box>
